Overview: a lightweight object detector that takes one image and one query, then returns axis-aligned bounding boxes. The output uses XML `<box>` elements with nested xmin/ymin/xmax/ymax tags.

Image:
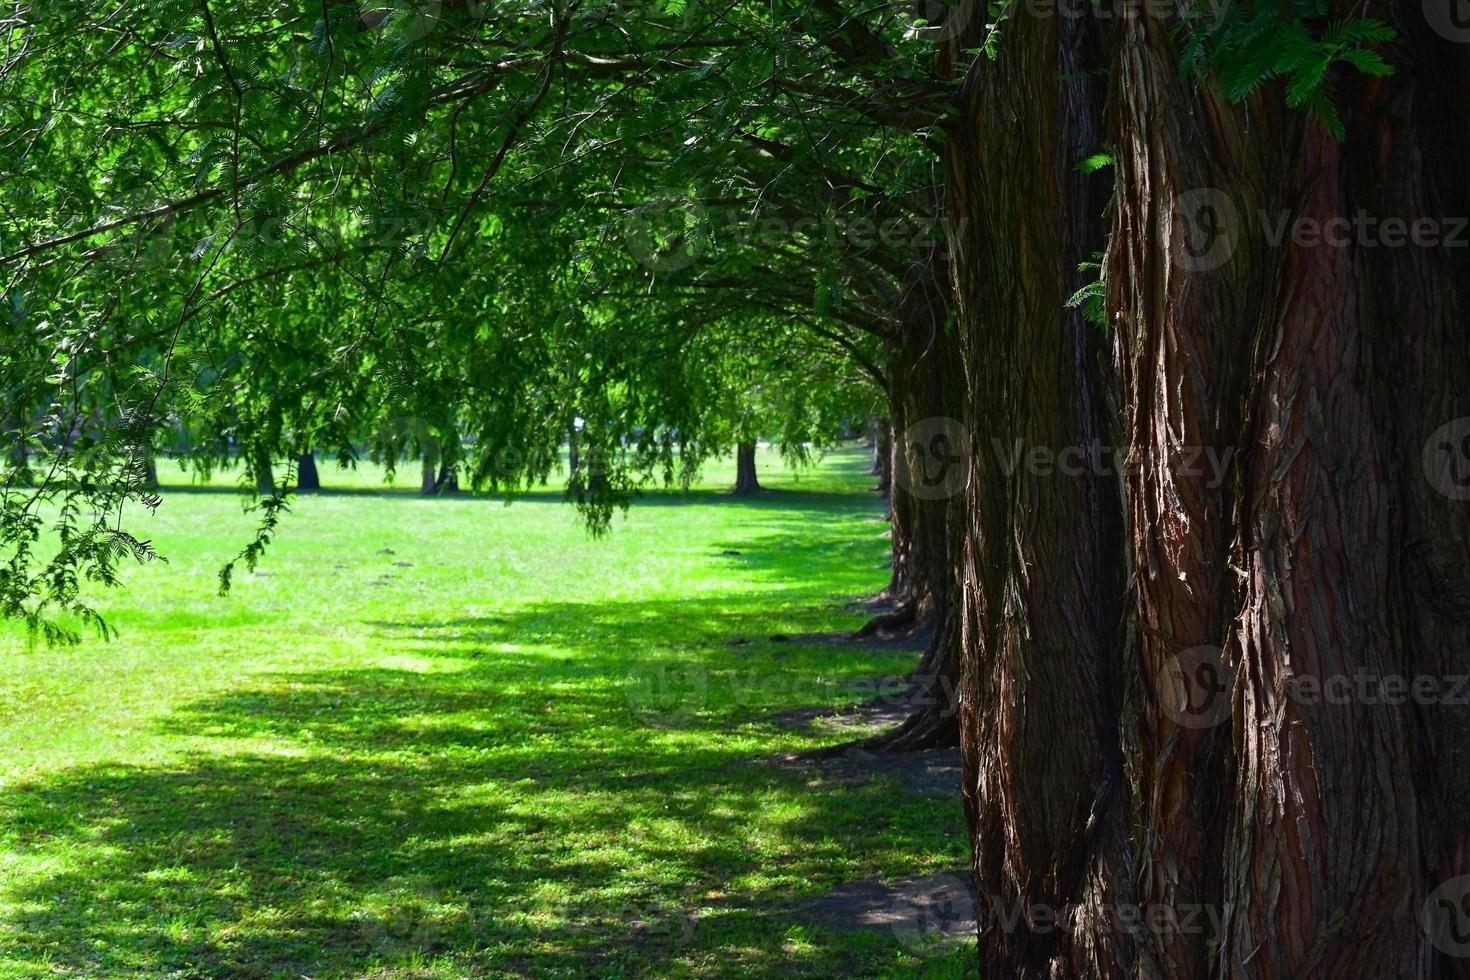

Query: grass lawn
<box><xmin>0</xmin><ymin>445</ymin><xmax>973</xmax><ymax>978</ymax></box>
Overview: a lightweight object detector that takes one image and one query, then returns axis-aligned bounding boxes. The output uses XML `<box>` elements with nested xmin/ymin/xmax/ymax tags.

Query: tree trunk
<box><xmin>732</xmin><ymin>441</ymin><xmax>761</xmax><ymax>495</ymax></box>
<box><xmin>568</xmin><ymin>425</ymin><xmax>580</xmax><ymax>477</ymax></box>
<box><xmin>945</xmin><ymin>8</ymin><xmax>1132</xmax><ymax>975</ymax></box>
<box><xmin>858</xmin><ymin>253</ymin><xmax>964</xmax><ymax>752</ymax></box>
<box><xmin>883</xmin><ymin>398</ymin><xmax>918</xmax><ymax>605</ymax></box>
<box><xmin>874</xmin><ymin>420</ymin><xmax>893</xmax><ymax>497</ymax></box>
<box><xmin>5</xmin><ymin>409</ymin><xmax>28</xmax><ymax>484</ymax></box>
<box><xmin>826</xmin><ymin>240</ymin><xmax>962</xmax><ymax>755</ymax></box>
<box><xmin>942</xmin><ymin>3</ymin><xmax>1470</xmax><ymax>977</ymax></box>
<box><xmin>420</xmin><ymin>453</ymin><xmax>458</xmax><ymax>494</ymax></box>
<box><xmin>296</xmin><ymin>451</ymin><xmax>320</xmax><ymax>492</ymax></box>
<box><xmin>253</xmin><ymin>445</ymin><xmax>276</xmax><ymax>496</ymax></box>
<box><xmin>1102</xmin><ymin>8</ymin><xmax>1470</xmax><ymax>976</ymax></box>
<box><xmin>433</xmin><ymin>460</ymin><xmax>459</xmax><ymax>494</ymax></box>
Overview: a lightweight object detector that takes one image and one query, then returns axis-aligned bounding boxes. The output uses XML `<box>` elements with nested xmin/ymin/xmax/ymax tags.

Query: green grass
<box><xmin>0</xmin><ymin>445</ymin><xmax>973</xmax><ymax>978</ymax></box>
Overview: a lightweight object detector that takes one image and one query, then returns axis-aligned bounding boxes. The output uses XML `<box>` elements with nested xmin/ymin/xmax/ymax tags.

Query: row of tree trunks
<box><xmin>857</xmin><ymin>252</ymin><xmax>963</xmax><ymax>751</ymax></box>
<box><xmin>1105</xmin><ymin>5</ymin><xmax>1470</xmax><ymax>975</ymax></box>
<box><xmin>880</xmin><ymin>391</ymin><xmax>920</xmax><ymax>609</ymax></box>
<box><xmin>941</xmin><ymin>2</ymin><xmax>1470</xmax><ymax>976</ymax></box>
<box><xmin>872</xmin><ymin>418</ymin><xmax>893</xmax><ymax>499</ymax></box>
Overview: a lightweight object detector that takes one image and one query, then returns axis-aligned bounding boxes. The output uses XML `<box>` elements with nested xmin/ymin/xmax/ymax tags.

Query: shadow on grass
<box><xmin>0</xmin><ymin>593</ymin><xmax>970</xmax><ymax>978</ymax></box>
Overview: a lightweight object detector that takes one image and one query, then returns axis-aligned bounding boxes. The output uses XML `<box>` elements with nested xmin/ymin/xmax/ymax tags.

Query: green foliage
<box><xmin>0</xmin><ymin>0</ymin><xmax>941</xmax><ymax>628</ymax></box>
<box><xmin>1065</xmin><ymin>257</ymin><xmax>1109</xmax><ymax>333</ymax></box>
<box><xmin>217</xmin><ymin>491</ymin><xmax>292</xmax><ymax>597</ymax></box>
<box><xmin>1179</xmin><ymin>0</ymin><xmax>1395</xmax><ymax>139</ymax></box>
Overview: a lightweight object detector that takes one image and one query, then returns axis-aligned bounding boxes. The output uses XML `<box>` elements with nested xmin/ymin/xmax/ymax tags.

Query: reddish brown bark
<box><xmin>945</xmin><ymin>7</ymin><xmax>1130</xmax><ymax>974</ymax></box>
<box><xmin>1105</xmin><ymin>7</ymin><xmax>1470</xmax><ymax>976</ymax></box>
<box><xmin>944</xmin><ymin>2</ymin><xmax>1470</xmax><ymax>976</ymax></box>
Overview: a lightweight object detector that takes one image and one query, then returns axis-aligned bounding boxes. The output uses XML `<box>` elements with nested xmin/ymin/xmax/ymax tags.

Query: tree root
<box><xmin>852</xmin><ymin>599</ymin><xmax>919</xmax><ymax>639</ymax></box>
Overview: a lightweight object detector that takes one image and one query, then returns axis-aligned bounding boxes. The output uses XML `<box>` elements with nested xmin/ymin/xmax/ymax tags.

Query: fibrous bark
<box><xmin>945</xmin><ymin>6</ymin><xmax>1132</xmax><ymax>975</ymax></box>
<box><xmin>942</xmin><ymin>3</ymin><xmax>1470</xmax><ymax>977</ymax></box>
<box><xmin>1105</xmin><ymin>7</ymin><xmax>1470</xmax><ymax>975</ymax></box>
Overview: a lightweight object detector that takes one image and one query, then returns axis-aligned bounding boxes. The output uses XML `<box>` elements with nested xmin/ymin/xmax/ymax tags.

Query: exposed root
<box><xmin>852</xmin><ymin>599</ymin><xmax>919</xmax><ymax>639</ymax></box>
<box><xmin>802</xmin><ymin>687</ymin><xmax>958</xmax><ymax>758</ymax></box>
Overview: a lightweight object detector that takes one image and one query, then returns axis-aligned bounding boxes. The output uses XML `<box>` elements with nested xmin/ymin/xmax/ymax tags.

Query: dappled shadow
<box><xmin>2</xmin><ymin>446</ymin><xmax>972</xmax><ymax>976</ymax></box>
<box><xmin>2</xmin><ymin>590</ymin><xmax>969</xmax><ymax>977</ymax></box>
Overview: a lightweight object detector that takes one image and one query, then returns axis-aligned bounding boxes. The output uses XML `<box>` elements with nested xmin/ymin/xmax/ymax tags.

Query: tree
<box><xmin>1098</xmin><ymin>5</ymin><xmax>1470</xmax><ymax>974</ymax></box>
<box><xmin>6</xmin><ymin>2</ymin><xmax>1466</xmax><ymax>975</ymax></box>
<box><xmin>938</xmin><ymin>1</ymin><xmax>1470</xmax><ymax>975</ymax></box>
<box><xmin>296</xmin><ymin>452</ymin><xmax>321</xmax><ymax>492</ymax></box>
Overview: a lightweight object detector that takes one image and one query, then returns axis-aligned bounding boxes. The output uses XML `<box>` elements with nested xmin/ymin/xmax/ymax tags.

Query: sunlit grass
<box><xmin>0</xmin><ymin>445</ymin><xmax>973</xmax><ymax>978</ymax></box>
